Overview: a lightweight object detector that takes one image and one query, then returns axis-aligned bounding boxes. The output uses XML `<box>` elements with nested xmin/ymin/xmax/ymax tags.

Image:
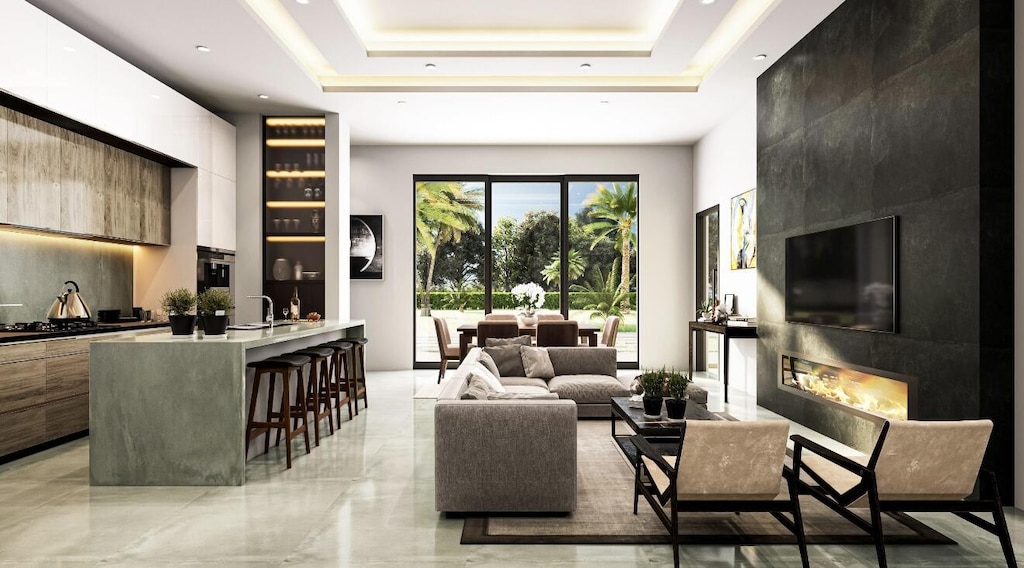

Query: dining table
<box><xmin>457</xmin><ymin>321</ymin><xmax>601</xmax><ymax>358</ymax></box>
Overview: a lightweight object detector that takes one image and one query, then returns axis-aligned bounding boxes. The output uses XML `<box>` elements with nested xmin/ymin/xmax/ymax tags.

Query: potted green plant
<box><xmin>196</xmin><ymin>288</ymin><xmax>234</xmax><ymax>335</ymax></box>
<box><xmin>162</xmin><ymin>288</ymin><xmax>197</xmax><ymax>336</ymax></box>
<box><xmin>640</xmin><ymin>367</ymin><xmax>667</xmax><ymax>417</ymax></box>
<box><xmin>665</xmin><ymin>370</ymin><xmax>691</xmax><ymax>420</ymax></box>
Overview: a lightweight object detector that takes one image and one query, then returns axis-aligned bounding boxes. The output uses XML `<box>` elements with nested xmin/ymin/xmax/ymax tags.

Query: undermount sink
<box><xmin>226</xmin><ymin>323</ymin><xmax>270</xmax><ymax>330</ymax></box>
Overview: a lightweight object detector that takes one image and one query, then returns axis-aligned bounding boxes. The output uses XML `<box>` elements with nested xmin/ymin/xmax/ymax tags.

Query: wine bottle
<box><xmin>290</xmin><ymin>287</ymin><xmax>301</xmax><ymax>321</ymax></box>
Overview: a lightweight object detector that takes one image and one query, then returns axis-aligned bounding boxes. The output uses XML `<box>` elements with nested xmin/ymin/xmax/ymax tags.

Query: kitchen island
<box><xmin>89</xmin><ymin>320</ymin><xmax>365</xmax><ymax>486</ymax></box>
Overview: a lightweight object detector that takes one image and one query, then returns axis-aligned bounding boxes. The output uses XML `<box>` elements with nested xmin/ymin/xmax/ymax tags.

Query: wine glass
<box><xmin>282</xmin><ymin>307</ymin><xmax>289</xmax><ymax>322</ymax></box>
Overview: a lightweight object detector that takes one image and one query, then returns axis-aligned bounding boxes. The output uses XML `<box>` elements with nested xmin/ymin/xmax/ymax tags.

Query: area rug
<box><xmin>461</xmin><ymin>421</ymin><xmax>954</xmax><ymax>546</ymax></box>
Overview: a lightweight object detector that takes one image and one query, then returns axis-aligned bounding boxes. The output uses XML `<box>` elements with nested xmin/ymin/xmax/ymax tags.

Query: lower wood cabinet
<box><xmin>0</xmin><ymin>337</ymin><xmax>94</xmax><ymax>459</ymax></box>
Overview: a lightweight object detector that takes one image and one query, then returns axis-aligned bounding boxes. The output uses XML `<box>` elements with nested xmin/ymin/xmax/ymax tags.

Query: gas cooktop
<box><xmin>0</xmin><ymin>320</ymin><xmax>101</xmax><ymax>332</ymax></box>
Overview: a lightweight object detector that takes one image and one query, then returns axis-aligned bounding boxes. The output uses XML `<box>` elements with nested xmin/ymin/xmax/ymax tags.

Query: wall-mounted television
<box><xmin>785</xmin><ymin>217</ymin><xmax>897</xmax><ymax>333</ymax></box>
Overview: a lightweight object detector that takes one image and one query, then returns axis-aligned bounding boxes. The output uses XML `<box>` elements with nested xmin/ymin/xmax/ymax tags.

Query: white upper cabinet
<box><xmin>211</xmin><ymin>174</ymin><xmax>236</xmax><ymax>251</ymax></box>
<box><xmin>212</xmin><ymin>118</ymin><xmax>236</xmax><ymax>181</ymax></box>
<box><xmin>0</xmin><ymin>2</ymin><xmax>47</xmax><ymax>106</ymax></box>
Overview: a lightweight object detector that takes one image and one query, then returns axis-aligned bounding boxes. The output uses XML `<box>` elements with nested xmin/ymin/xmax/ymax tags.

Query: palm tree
<box><xmin>570</xmin><ymin>259</ymin><xmax>630</xmax><ymax>320</ymax></box>
<box><xmin>583</xmin><ymin>182</ymin><xmax>637</xmax><ymax>309</ymax></box>
<box><xmin>541</xmin><ymin>249</ymin><xmax>587</xmax><ymax>287</ymax></box>
<box><xmin>415</xmin><ymin>182</ymin><xmax>483</xmax><ymax>313</ymax></box>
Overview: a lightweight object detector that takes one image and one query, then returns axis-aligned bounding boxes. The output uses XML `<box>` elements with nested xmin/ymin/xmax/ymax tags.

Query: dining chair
<box><xmin>476</xmin><ymin>320</ymin><xmax>520</xmax><ymax>346</ymax></box>
<box><xmin>536</xmin><ymin>320</ymin><xmax>578</xmax><ymax>347</ymax></box>
<box><xmin>536</xmin><ymin>313</ymin><xmax>565</xmax><ymax>321</ymax></box>
<box><xmin>791</xmin><ymin>419</ymin><xmax>1015</xmax><ymax>568</ymax></box>
<box><xmin>432</xmin><ymin>316</ymin><xmax>461</xmax><ymax>383</ymax></box>
<box><xmin>633</xmin><ymin>420</ymin><xmax>807</xmax><ymax>568</ymax></box>
<box><xmin>600</xmin><ymin>315</ymin><xmax>620</xmax><ymax>347</ymax></box>
<box><xmin>484</xmin><ymin>313</ymin><xmax>517</xmax><ymax>321</ymax></box>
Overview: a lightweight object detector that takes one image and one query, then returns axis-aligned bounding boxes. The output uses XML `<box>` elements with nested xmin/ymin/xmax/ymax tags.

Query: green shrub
<box><xmin>424</xmin><ymin>291</ymin><xmax>636</xmax><ymax>312</ymax></box>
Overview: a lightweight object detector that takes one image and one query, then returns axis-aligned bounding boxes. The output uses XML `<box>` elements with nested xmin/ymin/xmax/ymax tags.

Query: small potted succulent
<box><xmin>196</xmin><ymin>288</ymin><xmax>234</xmax><ymax>336</ymax></box>
<box><xmin>665</xmin><ymin>370</ymin><xmax>691</xmax><ymax>420</ymax></box>
<box><xmin>162</xmin><ymin>288</ymin><xmax>197</xmax><ymax>336</ymax></box>
<box><xmin>639</xmin><ymin>367</ymin><xmax>667</xmax><ymax>417</ymax></box>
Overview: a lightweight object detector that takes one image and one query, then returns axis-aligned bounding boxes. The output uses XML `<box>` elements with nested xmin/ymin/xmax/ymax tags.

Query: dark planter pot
<box><xmin>168</xmin><ymin>314</ymin><xmax>197</xmax><ymax>336</ymax></box>
<box><xmin>665</xmin><ymin>398</ymin><xmax>688</xmax><ymax>420</ymax></box>
<box><xmin>202</xmin><ymin>314</ymin><xmax>228</xmax><ymax>335</ymax></box>
<box><xmin>642</xmin><ymin>396</ymin><xmax>663</xmax><ymax>417</ymax></box>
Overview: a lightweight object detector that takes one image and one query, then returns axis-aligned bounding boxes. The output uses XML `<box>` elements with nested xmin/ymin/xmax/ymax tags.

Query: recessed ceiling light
<box><xmin>579</xmin><ymin>63</ymin><xmax>592</xmax><ymax>70</ymax></box>
<box><xmin>599</xmin><ymin>100</ymin><xmax>610</xmax><ymax>104</ymax></box>
<box><xmin>753</xmin><ymin>53</ymin><xmax>768</xmax><ymax>61</ymax></box>
<box><xmin>195</xmin><ymin>45</ymin><xmax>211</xmax><ymax>53</ymax></box>
<box><xmin>258</xmin><ymin>94</ymin><xmax>270</xmax><ymax>99</ymax></box>
<box><xmin>150</xmin><ymin>94</ymin><xmax>161</xmax><ymax>99</ymax></box>
<box><xmin>700</xmin><ymin>0</ymin><xmax>716</xmax><ymax>4</ymax></box>
<box><xmin>397</xmin><ymin>100</ymin><xmax>407</xmax><ymax>104</ymax></box>
<box><xmin>63</xmin><ymin>46</ymin><xmax>76</xmax><ymax>53</ymax></box>
<box><xmin>296</xmin><ymin>0</ymin><xmax>310</xmax><ymax>4</ymax></box>
<box><xmin>425</xmin><ymin>63</ymin><xmax>436</xmax><ymax>70</ymax></box>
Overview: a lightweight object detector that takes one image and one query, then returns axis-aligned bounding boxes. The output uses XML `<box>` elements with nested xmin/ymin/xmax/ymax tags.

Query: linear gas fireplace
<box><xmin>779</xmin><ymin>352</ymin><xmax>917</xmax><ymax>422</ymax></box>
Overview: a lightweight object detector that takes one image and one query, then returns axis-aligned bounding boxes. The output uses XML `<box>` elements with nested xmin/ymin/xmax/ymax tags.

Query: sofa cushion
<box><xmin>461</xmin><ymin>376</ymin><xmax>492</xmax><ymax>400</ymax></box>
<box><xmin>498</xmin><ymin>376</ymin><xmax>550</xmax><ymax>390</ymax></box>
<box><xmin>521</xmin><ymin>346</ymin><xmax>555</xmax><ymax>379</ymax></box>
<box><xmin>477</xmin><ymin>350</ymin><xmax>502</xmax><ymax>378</ymax></box>
<box><xmin>485</xmin><ymin>335</ymin><xmax>531</xmax><ymax>347</ymax></box>
<box><xmin>488</xmin><ymin>391</ymin><xmax>560</xmax><ymax>400</ymax></box>
<box><xmin>548</xmin><ymin>374</ymin><xmax>630</xmax><ymax>404</ymax></box>
<box><xmin>501</xmin><ymin>385</ymin><xmax>553</xmax><ymax>396</ymax></box>
<box><xmin>468</xmin><ymin>362</ymin><xmax>505</xmax><ymax>393</ymax></box>
<box><xmin>484</xmin><ymin>345</ymin><xmax>527</xmax><ymax>377</ymax></box>
<box><xmin>546</xmin><ymin>347</ymin><xmax>617</xmax><ymax>377</ymax></box>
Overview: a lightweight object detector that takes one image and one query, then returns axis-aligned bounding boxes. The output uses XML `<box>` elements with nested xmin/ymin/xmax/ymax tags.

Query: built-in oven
<box><xmin>197</xmin><ymin>247</ymin><xmax>235</xmax><ymax>323</ymax></box>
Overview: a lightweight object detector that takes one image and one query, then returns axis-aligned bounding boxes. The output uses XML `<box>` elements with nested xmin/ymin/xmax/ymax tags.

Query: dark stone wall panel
<box><xmin>756</xmin><ymin>133</ymin><xmax>807</xmax><ymax>237</ymax></box>
<box><xmin>757</xmin><ymin>45</ymin><xmax>806</xmax><ymax>151</ymax></box>
<box><xmin>803</xmin><ymin>92</ymin><xmax>873</xmax><ymax>224</ymax></box>
<box><xmin>803</xmin><ymin>0</ymin><xmax>874</xmax><ymax>126</ymax></box>
<box><xmin>871</xmin><ymin>0</ymin><xmax>977</xmax><ymax>85</ymax></box>
<box><xmin>870</xmin><ymin>31</ymin><xmax>980</xmax><ymax>209</ymax></box>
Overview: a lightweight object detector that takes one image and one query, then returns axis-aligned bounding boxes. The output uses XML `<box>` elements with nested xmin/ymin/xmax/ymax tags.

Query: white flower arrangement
<box><xmin>511</xmin><ymin>282</ymin><xmax>545</xmax><ymax>313</ymax></box>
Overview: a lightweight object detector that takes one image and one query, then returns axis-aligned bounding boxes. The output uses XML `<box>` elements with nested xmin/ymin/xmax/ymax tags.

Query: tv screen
<box><xmin>785</xmin><ymin>217</ymin><xmax>897</xmax><ymax>332</ymax></box>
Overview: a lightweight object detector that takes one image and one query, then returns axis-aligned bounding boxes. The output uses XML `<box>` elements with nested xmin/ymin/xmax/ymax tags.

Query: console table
<box><xmin>687</xmin><ymin>321</ymin><xmax>757</xmax><ymax>403</ymax></box>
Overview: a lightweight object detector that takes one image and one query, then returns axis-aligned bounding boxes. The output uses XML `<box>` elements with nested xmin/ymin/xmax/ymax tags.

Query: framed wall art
<box><xmin>350</xmin><ymin>214</ymin><xmax>383</xmax><ymax>280</ymax></box>
<box><xmin>730</xmin><ymin>188</ymin><xmax>756</xmax><ymax>270</ymax></box>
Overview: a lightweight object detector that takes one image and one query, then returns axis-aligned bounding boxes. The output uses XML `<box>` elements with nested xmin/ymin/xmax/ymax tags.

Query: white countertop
<box><xmin>95</xmin><ymin>320</ymin><xmax>365</xmax><ymax>349</ymax></box>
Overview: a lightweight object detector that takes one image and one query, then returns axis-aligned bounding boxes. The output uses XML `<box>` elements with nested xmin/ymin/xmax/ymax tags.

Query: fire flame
<box><xmin>783</xmin><ymin>359</ymin><xmax>908</xmax><ymax>421</ymax></box>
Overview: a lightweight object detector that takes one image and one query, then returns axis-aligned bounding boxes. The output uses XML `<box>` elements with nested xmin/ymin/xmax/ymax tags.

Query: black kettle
<box><xmin>47</xmin><ymin>281</ymin><xmax>93</xmax><ymax>321</ymax></box>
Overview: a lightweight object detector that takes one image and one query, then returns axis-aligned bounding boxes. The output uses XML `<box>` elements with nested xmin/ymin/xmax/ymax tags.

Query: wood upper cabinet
<box><xmin>0</xmin><ymin>105</ymin><xmax>171</xmax><ymax>245</ymax></box>
<box><xmin>60</xmin><ymin>130</ymin><xmax>105</xmax><ymax>236</ymax></box>
<box><xmin>0</xmin><ymin>107</ymin><xmax>8</xmax><ymax>222</ymax></box>
<box><xmin>7</xmin><ymin>112</ymin><xmax>61</xmax><ymax>230</ymax></box>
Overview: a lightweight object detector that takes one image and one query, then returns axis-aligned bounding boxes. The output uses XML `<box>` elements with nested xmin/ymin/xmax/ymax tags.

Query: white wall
<box><xmin>1013</xmin><ymin>5</ymin><xmax>1024</xmax><ymax>509</ymax></box>
<box><xmin>693</xmin><ymin>95</ymin><xmax>758</xmax><ymax>394</ymax></box>
<box><xmin>350</xmin><ymin>145</ymin><xmax>692</xmax><ymax>371</ymax></box>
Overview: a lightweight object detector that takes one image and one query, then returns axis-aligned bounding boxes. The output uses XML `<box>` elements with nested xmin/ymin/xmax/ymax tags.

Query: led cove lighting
<box><xmin>195</xmin><ymin>45</ymin><xmax>211</xmax><ymax>52</ymax></box>
<box><xmin>240</xmin><ymin>0</ymin><xmax>338</xmax><ymax>82</ymax></box>
<box><xmin>682</xmin><ymin>0</ymin><xmax>778</xmax><ymax>79</ymax></box>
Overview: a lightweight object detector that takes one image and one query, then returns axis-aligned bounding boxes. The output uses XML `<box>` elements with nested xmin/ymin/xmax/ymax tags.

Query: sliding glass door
<box><xmin>414</xmin><ymin>175</ymin><xmax>638</xmax><ymax>367</ymax></box>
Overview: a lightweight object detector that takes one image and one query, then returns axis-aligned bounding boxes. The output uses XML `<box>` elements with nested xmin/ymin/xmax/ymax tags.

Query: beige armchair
<box><xmin>632</xmin><ymin>420</ymin><xmax>807</xmax><ymax>568</ymax></box>
<box><xmin>791</xmin><ymin>419</ymin><xmax>1015</xmax><ymax>568</ymax></box>
<box><xmin>432</xmin><ymin>317</ymin><xmax>460</xmax><ymax>383</ymax></box>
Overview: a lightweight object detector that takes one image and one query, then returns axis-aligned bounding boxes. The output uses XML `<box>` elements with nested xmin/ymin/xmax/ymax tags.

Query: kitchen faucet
<box><xmin>246</xmin><ymin>295</ymin><xmax>274</xmax><ymax>329</ymax></box>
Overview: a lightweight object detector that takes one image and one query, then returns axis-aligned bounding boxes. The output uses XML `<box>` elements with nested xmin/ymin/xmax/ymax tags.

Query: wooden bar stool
<box><xmin>291</xmin><ymin>346</ymin><xmax>336</xmax><ymax>445</ymax></box>
<box><xmin>338</xmin><ymin>337</ymin><xmax>369</xmax><ymax>413</ymax></box>
<box><xmin>245</xmin><ymin>354</ymin><xmax>312</xmax><ymax>469</ymax></box>
<box><xmin>320</xmin><ymin>341</ymin><xmax>355</xmax><ymax>427</ymax></box>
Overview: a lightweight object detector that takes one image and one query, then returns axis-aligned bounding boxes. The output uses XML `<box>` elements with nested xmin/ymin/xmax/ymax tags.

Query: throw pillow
<box><xmin>485</xmin><ymin>335</ymin><xmax>531</xmax><ymax>347</ymax></box>
<box><xmin>477</xmin><ymin>350</ymin><xmax>501</xmax><ymax>379</ymax></box>
<box><xmin>483</xmin><ymin>345</ymin><xmax>527</xmax><ymax>377</ymax></box>
<box><xmin>520</xmin><ymin>346</ymin><xmax>555</xmax><ymax>380</ymax></box>
<box><xmin>468</xmin><ymin>362</ymin><xmax>505</xmax><ymax>393</ymax></box>
<box><xmin>460</xmin><ymin>376</ymin><xmax>491</xmax><ymax>400</ymax></box>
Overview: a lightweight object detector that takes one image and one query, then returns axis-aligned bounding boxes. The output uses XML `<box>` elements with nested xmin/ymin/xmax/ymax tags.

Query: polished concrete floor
<box><xmin>0</xmin><ymin>370</ymin><xmax>1021</xmax><ymax>566</ymax></box>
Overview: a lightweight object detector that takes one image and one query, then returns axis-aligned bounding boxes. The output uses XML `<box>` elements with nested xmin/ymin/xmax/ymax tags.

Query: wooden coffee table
<box><xmin>610</xmin><ymin>396</ymin><xmax>721</xmax><ymax>464</ymax></box>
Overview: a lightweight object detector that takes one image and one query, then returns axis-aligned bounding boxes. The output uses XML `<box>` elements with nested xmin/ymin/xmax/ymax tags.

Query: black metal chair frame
<box><xmin>632</xmin><ymin>423</ymin><xmax>809</xmax><ymax>568</ymax></box>
<box><xmin>791</xmin><ymin>421</ymin><xmax>1017</xmax><ymax>568</ymax></box>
